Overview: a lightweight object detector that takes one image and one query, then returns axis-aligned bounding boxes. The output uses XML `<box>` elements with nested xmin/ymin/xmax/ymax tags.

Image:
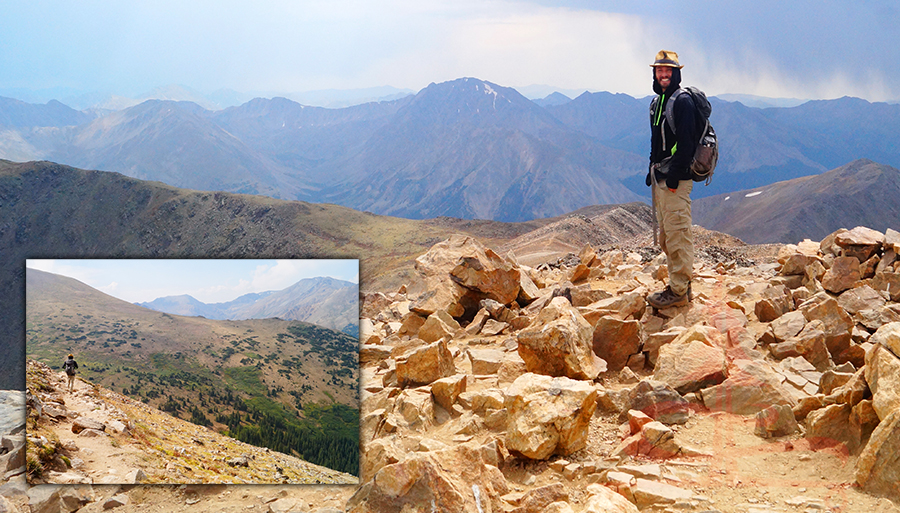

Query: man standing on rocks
<box><xmin>646</xmin><ymin>50</ymin><xmax>697</xmax><ymax>309</ymax></box>
<box><xmin>63</xmin><ymin>353</ymin><xmax>78</xmax><ymax>393</ymax></box>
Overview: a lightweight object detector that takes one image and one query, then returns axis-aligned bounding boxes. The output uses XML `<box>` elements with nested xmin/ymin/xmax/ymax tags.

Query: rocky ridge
<box><xmin>23</xmin><ymin>360</ymin><xmax>356</xmax><ymax>490</ymax></box>
<box><xmin>352</xmin><ymin>226</ymin><xmax>900</xmax><ymax>512</ymax></box>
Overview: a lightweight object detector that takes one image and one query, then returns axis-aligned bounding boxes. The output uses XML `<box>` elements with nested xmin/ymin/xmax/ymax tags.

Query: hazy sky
<box><xmin>2</xmin><ymin>1</ymin><xmax>898</xmax><ymax>102</ymax></box>
<box><xmin>26</xmin><ymin>259</ymin><xmax>359</xmax><ymax>304</ymax></box>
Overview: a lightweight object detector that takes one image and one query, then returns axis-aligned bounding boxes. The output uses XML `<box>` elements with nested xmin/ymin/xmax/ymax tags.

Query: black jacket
<box><xmin>648</xmin><ymin>68</ymin><xmax>697</xmax><ymax>190</ymax></box>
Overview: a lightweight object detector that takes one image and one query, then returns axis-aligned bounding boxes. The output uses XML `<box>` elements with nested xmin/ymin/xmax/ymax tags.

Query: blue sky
<box><xmin>1</xmin><ymin>1</ymin><xmax>898</xmax><ymax>102</ymax></box>
<box><xmin>26</xmin><ymin>259</ymin><xmax>359</xmax><ymax>303</ymax></box>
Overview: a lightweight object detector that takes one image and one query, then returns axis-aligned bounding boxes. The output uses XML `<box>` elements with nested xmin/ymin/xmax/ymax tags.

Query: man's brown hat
<box><xmin>650</xmin><ymin>50</ymin><xmax>683</xmax><ymax>68</ymax></box>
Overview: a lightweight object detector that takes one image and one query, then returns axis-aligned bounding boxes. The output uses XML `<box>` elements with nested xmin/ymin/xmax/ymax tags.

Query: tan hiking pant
<box><xmin>654</xmin><ymin>179</ymin><xmax>694</xmax><ymax>296</ymax></box>
<box><xmin>68</xmin><ymin>374</ymin><xmax>75</xmax><ymax>392</ymax></box>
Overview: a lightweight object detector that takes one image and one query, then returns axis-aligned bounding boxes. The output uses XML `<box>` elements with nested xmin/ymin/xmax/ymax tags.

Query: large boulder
<box><xmin>652</xmin><ymin>337</ymin><xmax>727</xmax><ymax>395</ymax></box>
<box><xmin>504</xmin><ymin>373</ymin><xmax>598</xmax><ymax>460</ymax></box>
<box><xmin>395</xmin><ymin>339</ymin><xmax>456</xmax><ymax>388</ymax></box>
<box><xmin>821</xmin><ymin>256</ymin><xmax>861</xmax><ymax>294</ymax></box>
<box><xmin>347</xmin><ymin>441</ymin><xmax>509</xmax><ymax>513</ymax></box>
<box><xmin>855</xmin><ymin>409</ymin><xmax>900</xmax><ymax>500</ymax></box>
<box><xmin>864</xmin><ymin>323</ymin><xmax>900</xmax><ymax>420</ymax></box>
<box><xmin>517</xmin><ymin>297</ymin><xmax>605</xmax><ymax>380</ymax></box>
<box><xmin>798</xmin><ymin>294</ymin><xmax>853</xmax><ymax>360</ymax></box>
<box><xmin>700</xmin><ymin>359</ymin><xmax>797</xmax><ymax>415</ymax></box>
<box><xmin>592</xmin><ymin>316</ymin><xmax>642</xmax><ymax>373</ymax></box>
<box><xmin>835</xmin><ymin>226</ymin><xmax>884</xmax><ymax>262</ymax></box>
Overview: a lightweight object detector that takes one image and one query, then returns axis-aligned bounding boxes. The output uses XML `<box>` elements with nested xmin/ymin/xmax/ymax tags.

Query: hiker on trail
<box><xmin>63</xmin><ymin>353</ymin><xmax>78</xmax><ymax>392</ymax></box>
<box><xmin>646</xmin><ymin>50</ymin><xmax>697</xmax><ymax>309</ymax></box>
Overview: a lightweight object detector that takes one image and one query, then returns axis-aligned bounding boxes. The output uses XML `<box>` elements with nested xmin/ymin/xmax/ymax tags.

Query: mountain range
<box><xmin>136</xmin><ymin>276</ymin><xmax>359</xmax><ymax>336</ymax></box>
<box><xmin>3</xmin><ymin>77</ymin><xmax>898</xmax><ymax>221</ymax></box>
<box><xmin>3</xmin><ymin>158</ymin><xmax>898</xmax><ymax>392</ymax></box>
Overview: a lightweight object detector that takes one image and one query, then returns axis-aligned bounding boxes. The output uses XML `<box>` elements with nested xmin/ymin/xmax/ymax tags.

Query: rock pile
<box><xmin>353</xmin><ymin>227</ymin><xmax>900</xmax><ymax>511</ymax></box>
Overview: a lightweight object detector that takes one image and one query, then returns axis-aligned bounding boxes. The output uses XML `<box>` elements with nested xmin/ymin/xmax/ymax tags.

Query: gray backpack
<box><xmin>651</xmin><ymin>86</ymin><xmax>719</xmax><ymax>184</ymax></box>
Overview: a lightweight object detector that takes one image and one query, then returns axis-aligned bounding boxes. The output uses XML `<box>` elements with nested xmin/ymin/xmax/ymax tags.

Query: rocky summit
<box><xmin>3</xmin><ymin>225</ymin><xmax>900</xmax><ymax>512</ymax></box>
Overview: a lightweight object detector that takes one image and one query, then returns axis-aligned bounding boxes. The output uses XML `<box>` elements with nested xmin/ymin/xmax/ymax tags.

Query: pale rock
<box><xmin>886</xmin><ymin>228</ymin><xmax>900</xmax><ymax>252</ymax></box>
<box><xmin>871</xmin><ymin>321</ymin><xmax>900</xmax><ymax>356</ymax></box>
<box><xmin>855</xmin><ymin>409</ymin><xmax>900</xmax><ymax>499</ymax></box>
<box><xmin>497</xmin><ymin>351</ymin><xmax>528</xmax><ymax>386</ymax></box>
<box><xmin>395</xmin><ymin>338</ymin><xmax>455</xmax><ymax>388</ymax></box>
<box><xmin>806</xmin><ymin>403</ymin><xmax>854</xmax><ymax>449</ymax></box>
<box><xmin>850</xmin><ymin>399</ymin><xmax>881</xmax><ymax>450</ymax></box>
<box><xmin>480</xmin><ymin>319</ymin><xmax>508</xmax><ymax>336</ymax></box>
<box><xmin>569</xmin><ymin>283</ymin><xmax>612</xmax><ymax>307</ymax></box>
<box><xmin>818</xmin><ymin>369</ymin><xmax>854</xmax><ymax>395</ymax></box>
<box><xmin>822</xmin><ymin>256</ymin><xmax>861</xmax><ymax>294</ymax></box>
<box><xmin>359</xmin><ymin>345</ymin><xmax>392</xmax><ymax>366</ymax></box>
<box><xmin>754</xmin><ymin>404</ymin><xmax>799</xmax><ymax>438</ymax></box>
<box><xmin>510</xmin><ymin>483</ymin><xmax>568</xmax><ymax>513</ymax></box>
<box><xmin>799</xmin><ymin>293</ymin><xmax>853</xmax><ymax>360</ymax></box>
<box><xmin>417</xmin><ymin>310</ymin><xmax>461</xmax><ymax>343</ymax></box>
<box><xmin>876</xmin><ymin>248</ymin><xmax>898</xmax><ymax>273</ymax></box>
<box><xmin>599</xmin><ymin>250</ymin><xmax>624</xmax><ymax>268</ymax></box>
<box><xmin>267</xmin><ymin>498</ymin><xmax>298</xmax><ymax>513</ymax></box>
<box><xmin>754</xmin><ymin>284</ymin><xmax>792</xmax><ymax>322</ymax></box>
<box><xmin>124</xmin><ymin>468</ymin><xmax>146</xmax><ymax>483</ymax></box>
<box><xmin>448</xmin><ymin>242</ymin><xmax>521</xmax><ymax>305</ymax></box>
<box><xmin>583</xmin><ymin>483</ymin><xmax>640</xmax><ymax>513</ymax></box>
<box><xmin>633</xmin><ymin>478</ymin><xmax>694</xmax><ymax>510</ymax></box>
<box><xmin>516</xmin><ymin>297</ymin><xmax>605</xmax><ymax>380</ymax></box>
<box><xmin>409</xmin><ymin>278</ymin><xmax>468</xmax><ymax>318</ymax></box>
<box><xmin>592</xmin><ymin>316</ymin><xmax>642</xmax><ymax>372</ymax></box>
<box><xmin>397</xmin><ymin>312</ymin><xmax>426</xmax><ymax>337</ymax></box>
<box><xmin>458</xmin><ymin>389</ymin><xmax>504</xmax><ymax>415</ymax></box>
<box><xmin>348</xmin><ymin>441</ymin><xmax>509</xmax><ymax>512</ymax></box>
<box><xmin>829</xmin><ymin>367</ymin><xmax>870</xmax><ymax>407</ymax></box>
<box><xmin>780</xmin><ymin>253</ymin><xmax>819</xmax><ymax>276</ymax></box>
<box><xmin>430</xmin><ymin>374</ymin><xmax>467</xmax><ymax>411</ymax></box>
<box><xmin>580</xmin><ymin>292</ymin><xmax>646</xmax><ymax>323</ymax></box>
<box><xmin>103</xmin><ymin>494</ymin><xmax>129</xmax><ymax>510</ymax></box>
<box><xmin>835</xmin><ymin>226</ymin><xmax>885</xmax><ymax>261</ymax></box>
<box><xmin>643</xmin><ymin>326</ymin><xmax>686</xmax><ymax>366</ymax></box>
<box><xmin>570</xmin><ymin>263</ymin><xmax>590</xmax><ymax>283</ymax></box>
<box><xmin>362</xmin><ymin>292</ymin><xmax>393</xmax><ymax>319</ymax></box>
<box><xmin>701</xmin><ymin>359</ymin><xmax>797</xmax><ymax>415</ymax></box>
<box><xmin>518</xmin><ymin>271</ymin><xmax>542</xmax><ymax>304</ymax></box>
<box><xmin>395</xmin><ymin>389</ymin><xmax>435</xmax><ymax>429</ymax></box>
<box><xmin>652</xmin><ymin>338</ymin><xmax>727</xmax><ymax>395</ymax></box>
<box><xmin>709</xmin><ymin>306</ymin><xmax>748</xmax><ymax>333</ymax></box>
<box><xmin>504</xmin><ymin>373</ymin><xmax>598</xmax><ymax>459</ymax></box>
<box><xmin>820</xmin><ymin>228</ymin><xmax>848</xmax><ymax>257</ymax></box>
<box><xmin>770</xmin><ymin>320</ymin><xmax>832</xmax><ymax>371</ymax></box>
<box><xmin>71</xmin><ymin>417</ymin><xmax>105</xmax><ymax>434</ymax></box>
<box><xmin>612</xmin><ymin>421</ymin><xmax>686</xmax><ymax>459</ymax></box>
<box><xmin>465</xmin><ymin>308</ymin><xmax>490</xmax><ymax>336</ymax></box>
<box><xmin>467</xmin><ymin>348</ymin><xmax>505</xmax><ymax>375</ymax></box>
<box><xmin>864</xmin><ymin>341</ymin><xmax>900</xmax><ymax>420</ymax></box>
<box><xmin>838</xmin><ymin>285</ymin><xmax>886</xmax><ymax>314</ymax></box>
<box><xmin>770</xmin><ymin>310</ymin><xmax>807</xmax><ymax>343</ymax></box>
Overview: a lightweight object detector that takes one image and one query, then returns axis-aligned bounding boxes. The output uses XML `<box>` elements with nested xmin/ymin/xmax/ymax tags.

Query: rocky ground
<box><xmin>2</xmin><ymin>223</ymin><xmax>900</xmax><ymax>512</ymax></box>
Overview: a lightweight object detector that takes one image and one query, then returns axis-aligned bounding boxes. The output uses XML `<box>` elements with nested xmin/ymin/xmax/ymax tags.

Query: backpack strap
<box><xmin>663</xmin><ymin>88</ymin><xmax>686</xmax><ymax>135</ymax></box>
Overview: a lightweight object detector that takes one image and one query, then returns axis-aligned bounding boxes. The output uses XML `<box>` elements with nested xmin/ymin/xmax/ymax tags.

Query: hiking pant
<box><xmin>654</xmin><ymin>179</ymin><xmax>693</xmax><ymax>296</ymax></box>
<box><xmin>67</xmin><ymin>374</ymin><xmax>75</xmax><ymax>392</ymax></box>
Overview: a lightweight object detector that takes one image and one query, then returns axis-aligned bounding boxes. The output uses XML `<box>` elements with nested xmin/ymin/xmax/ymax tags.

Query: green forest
<box><xmin>219</xmin><ymin>399</ymin><xmax>359</xmax><ymax>476</ymax></box>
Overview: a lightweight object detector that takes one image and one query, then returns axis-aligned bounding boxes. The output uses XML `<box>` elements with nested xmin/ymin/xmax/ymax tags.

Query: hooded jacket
<box><xmin>648</xmin><ymin>67</ymin><xmax>698</xmax><ymax>190</ymax></box>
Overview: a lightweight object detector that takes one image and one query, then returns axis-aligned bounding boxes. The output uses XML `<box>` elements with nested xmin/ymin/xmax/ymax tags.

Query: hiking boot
<box><xmin>647</xmin><ymin>285</ymin><xmax>689</xmax><ymax>309</ymax></box>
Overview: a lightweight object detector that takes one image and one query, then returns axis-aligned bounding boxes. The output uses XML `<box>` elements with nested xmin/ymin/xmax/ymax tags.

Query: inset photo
<box><xmin>25</xmin><ymin>259</ymin><xmax>360</xmax><ymax>485</ymax></box>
